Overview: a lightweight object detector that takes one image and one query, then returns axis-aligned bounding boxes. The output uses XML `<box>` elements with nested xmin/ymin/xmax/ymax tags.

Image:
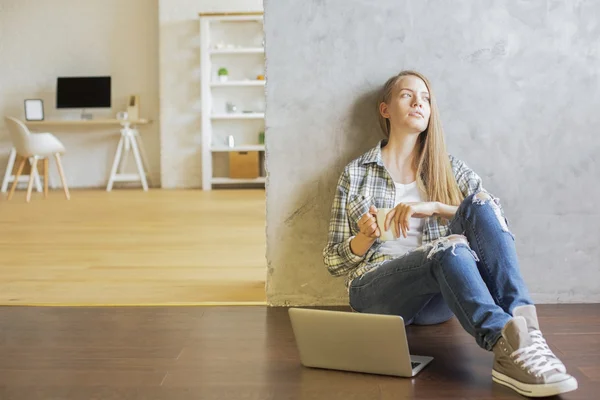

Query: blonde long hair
<box><xmin>378</xmin><ymin>70</ymin><xmax>464</xmax><ymax>209</ymax></box>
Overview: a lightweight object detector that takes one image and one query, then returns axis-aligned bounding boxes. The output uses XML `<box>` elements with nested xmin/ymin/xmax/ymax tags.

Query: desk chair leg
<box><xmin>1</xmin><ymin>148</ymin><xmax>17</xmax><ymax>193</ymax></box>
<box><xmin>43</xmin><ymin>158</ymin><xmax>49</xmax><ymax>198</ymax></box>
<box><xmin>26</xmin><ymin>157</ymin><xmax>38</xmax><ymax>203</ymax></box>
<box><xmin>130</xmin><ymin>134</ymin><xmax>149</xmax><ymax>191</ymax></box>
<box><xmin>54</xmin><ymin>153</ymin><xmax>70</xmax><ymax>200</ymax></box>
<box><xmin>2</xmin><ymin>150</ymin><xmax>43</xmax><ymax>194</ymax></box>
<box><xmin>8</xmin><ymin>157</ymin><xmax>26</xmax><ymax>200</ymax></box>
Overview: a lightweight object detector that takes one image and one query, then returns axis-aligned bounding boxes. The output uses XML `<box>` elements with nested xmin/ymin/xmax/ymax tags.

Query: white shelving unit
<box><xmin>210</xmin><ymin>113</ymin><xmax>265</xmax><ymax>120</ymax></box>
<box><xmin>199</xmin><ymin>12</ymin><xmax>266</xmax><ymax>190</ymax></box>
<box><xmin>210</xmin><ymin>47</ymin><xmax>265</xmax><ymax>54</ymax></box>
<box><xmin>211</xmin><ymin>177</ymin><xmax>266</xmax><ymax>185</ymax></box>
<box><xmin>211</xmin><ymin>145</ymin><xmax>265</xmax><ymax>152</ymax></box>
<box><xmin>211</xmin><ymin>81</ymin><xmax>265</xmax><ymax>87</ymax></box>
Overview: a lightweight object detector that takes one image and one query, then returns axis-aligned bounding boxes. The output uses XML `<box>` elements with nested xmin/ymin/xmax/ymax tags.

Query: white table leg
<box><xmin>107</xmin><ymin>122</ymin><xmax>150</xmax><ymax>191</ymax></box>
<box><xmin>130</xmin><ymin>134</ymin><xmax>149</xmax><ymax>191</ymax></box>
<box><xmin>119</xmin><ymin>130</ymin><xmax>130</xmax><ymax>173</ymax></box>
<box><xmin>106</xmin><ymin>135</ymin><xmax>125</xmax><ymax>192</ymax></box>
<box><xmin>133</xmin><ymin>129</ymin><xmax>152</xmax><ymax>187</ymax></box>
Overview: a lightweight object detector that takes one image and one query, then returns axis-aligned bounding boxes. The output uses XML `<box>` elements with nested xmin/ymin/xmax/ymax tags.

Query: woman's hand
<box><xmin>357</xmin><ymin>205</ymin><xmax>381</xmax><ymax>240</ymax></box>
<box><xmin>384</xmin><ymin>202</ymin><xmax>438</xmax><ymax>239</ymax></box>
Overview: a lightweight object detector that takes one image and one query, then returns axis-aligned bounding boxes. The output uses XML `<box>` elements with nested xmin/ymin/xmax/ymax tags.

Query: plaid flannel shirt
<box><xmin>323</xmin><ymin>139</ymin><xmax>494</xmax><ymax>289</ymax></box>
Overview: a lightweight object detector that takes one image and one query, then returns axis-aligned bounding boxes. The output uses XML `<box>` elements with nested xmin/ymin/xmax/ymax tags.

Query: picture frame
<box><xmin>24</xmin><ymin>99</ymin><xmax>44</xmax><ymax>121</ymax></box>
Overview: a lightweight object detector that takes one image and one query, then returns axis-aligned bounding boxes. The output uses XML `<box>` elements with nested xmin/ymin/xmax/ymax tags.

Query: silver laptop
<box><xmin>288</xmin><ymin>307</ymin><xmax>433</xmax><ymax>377</ymax></box>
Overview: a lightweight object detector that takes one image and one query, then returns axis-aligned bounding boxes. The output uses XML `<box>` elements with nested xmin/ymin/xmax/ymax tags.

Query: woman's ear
<box><xmin>379</xmin><ymin>102</ymin><xmax>390</xmax><ymax>118</ymax></box>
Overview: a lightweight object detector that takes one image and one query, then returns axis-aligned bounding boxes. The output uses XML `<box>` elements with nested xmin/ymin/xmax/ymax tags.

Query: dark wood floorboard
<box><xmin>0</xmin><ymin>304</ymin><xmax>597</xmax><ymax>400</ymax></box>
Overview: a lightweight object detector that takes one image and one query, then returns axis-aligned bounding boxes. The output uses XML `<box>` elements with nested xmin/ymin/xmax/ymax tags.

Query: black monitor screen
<box><xmin>56</xmin><ymin>76</ymin><xmax>111</xmax><ymax>108</ymax></box>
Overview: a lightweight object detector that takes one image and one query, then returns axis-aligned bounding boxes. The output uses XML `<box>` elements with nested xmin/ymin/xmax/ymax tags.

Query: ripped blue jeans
<box><xmin>348</xmin><ymin>191</ymin><xmax>533</xmax><ymax>351</ymax></box>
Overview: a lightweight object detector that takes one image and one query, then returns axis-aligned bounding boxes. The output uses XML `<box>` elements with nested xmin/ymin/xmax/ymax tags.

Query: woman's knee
<box><xmin>425</xmin><ymin>234</ymin><xmax>480</xmax><ymax>264</ymax></box>
<box><xmin>463</xmin><ymin>190</ymin><xmax>512</xmax><ymax>235</ymax></box>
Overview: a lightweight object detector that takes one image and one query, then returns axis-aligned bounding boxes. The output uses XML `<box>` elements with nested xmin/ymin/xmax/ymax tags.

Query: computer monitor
<box><xmin>56</xmin><ymin>76</ymin><xmax>111</xmax><ymax>110</ymax></box>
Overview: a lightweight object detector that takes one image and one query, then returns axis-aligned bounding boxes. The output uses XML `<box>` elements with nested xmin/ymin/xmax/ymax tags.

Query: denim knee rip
<box><xmin>472</xmin><ymin>191</ymin><xmax>513</xmax><ymax>238</ymax></box>
<box><xmin>423</xmin><ymin>234</ymin><xmax>480</xmax><ymax>262</ymax></box>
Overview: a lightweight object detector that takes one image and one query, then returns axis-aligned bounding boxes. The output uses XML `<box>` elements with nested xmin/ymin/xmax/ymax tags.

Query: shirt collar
<box><xmin>361</xmin><ymin>139</ymin><xmax>387</xmax><ymax>166</ymax></box>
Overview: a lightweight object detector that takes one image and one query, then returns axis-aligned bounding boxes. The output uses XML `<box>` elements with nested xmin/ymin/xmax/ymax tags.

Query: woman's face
<box><xmin>381</xmin><ymin>75</ymin><xmax>431</xmax><ymax>134</ymax></box>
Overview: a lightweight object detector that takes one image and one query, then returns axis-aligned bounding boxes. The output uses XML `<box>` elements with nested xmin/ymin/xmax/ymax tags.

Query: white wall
<box><xmin>0</xmin><ymin>0</ymin><xmax>264</xmax><ymax>189</ymax></box>
<box><xmin>0</xmin><ymin>0</ymin><xmax>160</xmax><ymax>188</ymax></box>
<box><xmin>158</xmin><ymin>0</ymin><xmax>263</xmax><ymax>188</ymax></box>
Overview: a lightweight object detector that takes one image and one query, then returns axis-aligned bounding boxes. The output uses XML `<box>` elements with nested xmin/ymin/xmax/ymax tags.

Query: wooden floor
<box><xmin>0</xmin><ymin>304</ymin><xmax>597</xmax><ymax>399</ymax></box>
<box><xmin>0</xmin><ymin>189</ymin><xmax>267</xmax><ymax>305</ymax></box>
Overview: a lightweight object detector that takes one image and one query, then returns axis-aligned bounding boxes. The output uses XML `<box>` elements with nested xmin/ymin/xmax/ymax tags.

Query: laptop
<box><xmin>288</xmin><ymin>307</ymin><xmax>433</xmax><ymax>377</ymax></box>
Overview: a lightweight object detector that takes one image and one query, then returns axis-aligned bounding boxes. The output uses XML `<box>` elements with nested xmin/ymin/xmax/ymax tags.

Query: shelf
<box><xmin>210</xmin><ymin>47</ymin><xmax>264</xmax><ymax>54</ymax></box>
<box><xmin>212</xmin><ymin>145</ymin><xmax>265</xmax><ymax>152</ymax></box>
<box><xmin>199</xmin><ymin>12</ymin><xmax>263</xmax><ymax>23</ymax></box>
<box><xmin>211</xmin><ymin>80</ymin><xmax>265</xmax><ymax>87</ymax></box>
<box><xmin>211</xmin><ymin>113</ymin><xmax>264</xmax><ymax>120</ymax></box>
<box><xmin>212</xmin><ymin>177</ymin><xmax>266</xmax><ymax>184</ymax></box>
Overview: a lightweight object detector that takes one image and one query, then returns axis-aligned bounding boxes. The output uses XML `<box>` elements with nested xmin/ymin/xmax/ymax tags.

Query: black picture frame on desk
<box><xmin>24</xmin><ymin>99</ymin><xmax>44</xmax><ymax>121</ymax></box>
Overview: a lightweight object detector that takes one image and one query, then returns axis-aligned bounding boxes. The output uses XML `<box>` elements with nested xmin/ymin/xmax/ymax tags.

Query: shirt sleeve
<box><xmin>451</xmin><ymin>155</ymin><xmax>485</xmax><ymax>198</ymax></box>
<box><xmin>322</xmin><ymin>168</ymin><xmax>366</xmax><ymax>277</ymax></box>
<box><xmin>451</xmin><ymin>155</ymin><xmax>511</xmax><ymax>226</ymax></box>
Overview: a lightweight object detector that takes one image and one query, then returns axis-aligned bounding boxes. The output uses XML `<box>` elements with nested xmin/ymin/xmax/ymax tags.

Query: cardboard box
<box><xmin>229</xmin><ymin>151</ymin><xmax>259</xmax><ymax>179</ymax></box>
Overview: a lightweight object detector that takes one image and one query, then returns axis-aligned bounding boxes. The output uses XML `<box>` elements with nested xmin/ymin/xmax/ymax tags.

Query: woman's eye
<box><xmin>424</xmin><ymin>97</ymin><xmax>430</xmax><ymax>102</ymax></box>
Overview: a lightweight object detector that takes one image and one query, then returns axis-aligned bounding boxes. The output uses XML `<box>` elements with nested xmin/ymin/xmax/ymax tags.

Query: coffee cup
<box><xmin>376</xmin><ymin>208</ymin><xmax>396</xmax><ymax>241</ymax></box>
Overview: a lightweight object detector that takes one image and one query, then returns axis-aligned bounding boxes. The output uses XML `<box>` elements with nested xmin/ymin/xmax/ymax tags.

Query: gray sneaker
<box><xmin>513</xmin><ymin>304</ymin><xmax>567</xmax><ymax>373</ymax></box>
<box><xmin>492</xmin><ymin>316</ymin><xmax>578</xmax><ymax>397</ymax></box>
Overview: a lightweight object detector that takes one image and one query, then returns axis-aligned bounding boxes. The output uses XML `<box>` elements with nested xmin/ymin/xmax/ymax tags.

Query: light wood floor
<box><xmin>0</xmin><ymin>189</ymin><xmax>267</xmax><ymax>305</ymax></box>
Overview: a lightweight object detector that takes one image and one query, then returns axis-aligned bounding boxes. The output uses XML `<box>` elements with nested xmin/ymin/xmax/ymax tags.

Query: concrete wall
<box><xmin>0</xmin><ymin>0</ymin><xmax>160</xmax><ymax>188</ymax></box>
<box><xmin>158</xmin><ymin>0</ymin><xmax>263</xmax><ymax>188</ymax></box>
<box><xmin>265</xmin><ymin>0</ymin><xmax>600</xmax><ymax>305</ymax></box>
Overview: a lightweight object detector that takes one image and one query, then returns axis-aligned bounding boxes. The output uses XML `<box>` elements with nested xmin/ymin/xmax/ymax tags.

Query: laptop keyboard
<box><xmin>411</xmin><ymin>361</ymin><xmax>421</xmax><ymax>369</ymax></box>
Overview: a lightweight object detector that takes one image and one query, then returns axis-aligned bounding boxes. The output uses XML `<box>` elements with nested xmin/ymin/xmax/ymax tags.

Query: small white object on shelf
<box><xmin>225</xmin><ymin>102</ymin><xmax>237</xmax><ymax>113</ymax></box>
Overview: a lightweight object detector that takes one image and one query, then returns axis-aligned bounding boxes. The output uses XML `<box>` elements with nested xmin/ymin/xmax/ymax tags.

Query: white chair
<box><xmin>4</xmin><ymin>117</ymin><xmax>70</xmax><ymax>202</ymax></box>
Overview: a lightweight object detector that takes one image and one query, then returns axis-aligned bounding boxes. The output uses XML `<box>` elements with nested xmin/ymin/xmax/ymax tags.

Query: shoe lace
<box><xmin>511</xmin><ymin>342</ymin><xmax>559</xmax><ymax>376</ymax></box>
<box><xmin>530</xmin><ymin>329</ymin><xmax>566</xmax><ymax>372</ymax></box>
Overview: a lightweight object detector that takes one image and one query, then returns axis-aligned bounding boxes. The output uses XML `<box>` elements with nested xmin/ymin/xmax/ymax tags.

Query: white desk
<box><xmin>1</xmin><ymin>119</ymin><xmax>153</xmax><ymax>193</ymax></box>
<box><xmin>25</xmin><ymin>119</ymin><xmax>150</xmax><ymax>127</ymax></box>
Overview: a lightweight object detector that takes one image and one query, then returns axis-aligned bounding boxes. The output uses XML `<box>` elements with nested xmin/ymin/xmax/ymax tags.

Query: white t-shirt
<box><xmin>378</xmin><ymin>181</ymin><xmax>427</xmax><ymax>257</ymax></box>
